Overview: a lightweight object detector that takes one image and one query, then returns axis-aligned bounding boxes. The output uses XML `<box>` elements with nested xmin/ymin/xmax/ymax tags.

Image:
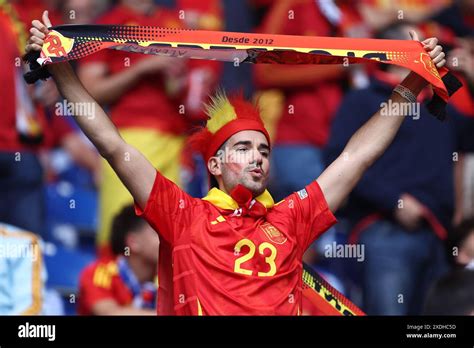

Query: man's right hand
<box><xmin>26</xmin><ymin>10</ymin><xmax>52</xmax><ymax>54</ymax></box>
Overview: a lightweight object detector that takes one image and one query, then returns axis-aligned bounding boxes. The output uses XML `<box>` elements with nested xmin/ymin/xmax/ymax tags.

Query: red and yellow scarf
<box><xmin>25</xmin><ymin>24</ymin><xmax>462</xmax><ymax>119</ymax></box>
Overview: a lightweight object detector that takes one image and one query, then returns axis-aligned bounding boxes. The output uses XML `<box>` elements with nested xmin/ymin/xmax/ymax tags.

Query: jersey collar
<box><xmin>202</xmin><ymin>187</ymin><xmax>275</xmax><ymax>211</ymax></box>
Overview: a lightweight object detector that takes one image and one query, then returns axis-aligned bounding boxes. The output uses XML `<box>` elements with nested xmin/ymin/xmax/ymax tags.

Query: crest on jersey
<box><xmin>260</xmin><ymin>222</ymin><xmax>287</xmax><ymax>245</ymax></box>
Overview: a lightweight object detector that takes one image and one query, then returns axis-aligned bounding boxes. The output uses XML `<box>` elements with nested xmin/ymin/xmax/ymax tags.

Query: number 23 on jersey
<box><xmin>233</xmin><ymin>239</ymin><xmax>277</xmax><ymax>277</ymax></box>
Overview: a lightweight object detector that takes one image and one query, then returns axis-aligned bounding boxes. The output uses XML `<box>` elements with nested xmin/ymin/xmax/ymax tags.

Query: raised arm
<box><xmin>317</xmin><ymin>31</ymin><xmax>447</xmax><ymax>212</ymax></box>
<box><xmin>26</xmin><ymin>11</ymin><xmax>155</xmax><ymax>208</ymax></box>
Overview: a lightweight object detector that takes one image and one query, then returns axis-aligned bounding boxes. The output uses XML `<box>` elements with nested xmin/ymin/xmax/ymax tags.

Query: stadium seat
<box><xmin>43</xmin><ymin>242</ymin><xmax>95</xmax><ymax>300</ymax></box>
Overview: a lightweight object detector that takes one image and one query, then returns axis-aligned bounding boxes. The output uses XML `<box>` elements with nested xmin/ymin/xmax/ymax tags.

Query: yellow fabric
<box><xmin>204</xmin><ymin>91</ymin><xmax>237</xmax><ymax>134</ymax></box>
<box><xmin>0</xmin><ymin>1</ymin><xmax>28</xmax><ymax>53</ymax></box>
<box><xmin>254</xmin><ymin>89</ymin><xmax>285</xmax><ymax>143</ymax></box>
<box><xmin>20</xmin><ymin>239</ymin><xmax>42</xmax><ymax>315</ymax></box>
<box><xmin>202</xmin><ymin>187</ymin><xmax>275</xmax><ymax>210</ymax></box>
<box><xmin>97</xmin><ymin>128</ymin><xmax>184</xmax><ymax>247</ymax></box>
<box><xmin>92</xmin><ymin>261</ymin><xmax>118</xmax><ymax>289</ymax></box>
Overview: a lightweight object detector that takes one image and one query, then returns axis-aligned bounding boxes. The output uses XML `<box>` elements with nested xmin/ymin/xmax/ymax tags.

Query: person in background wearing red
<box><xmin>254</xmin><ymin>0</ymin><xmax>348</xmax><ymax>202</ymax></box>
<box><xmin>173</xmin><ymin>0</ymin><xmax>224</xmax><ymax>197</ymax></box>
<box><xmin>78</xmin><ymin>205</ymin><xmax>159</xmax><ymax>315</ymax></box>
<box><xmin>0</xmin><ymin>0</ymin><xmax>94</xmax><ymax>236</ymax></box>
<box><xmin>77</xmin><ymin>0</ymin><xmax>189</xmax><ymax>257</ymax></box>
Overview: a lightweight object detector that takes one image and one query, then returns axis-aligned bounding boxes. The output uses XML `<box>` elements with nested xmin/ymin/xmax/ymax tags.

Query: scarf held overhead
<box><xmin>25</xmin><ymin>24</ymin><xmax>461</xmax><ymax>120</ymax></box>
<box><xmin>28</xmin><ymin>24</ymin><xmax>372</xmax><ymax>316</ymax></box>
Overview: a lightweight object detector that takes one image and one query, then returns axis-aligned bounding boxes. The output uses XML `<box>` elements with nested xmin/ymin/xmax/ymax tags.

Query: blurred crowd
<box><xmin>1</xmin><ymin>0</ymin><xmax>474</xmax><ymax>316</ymax></box>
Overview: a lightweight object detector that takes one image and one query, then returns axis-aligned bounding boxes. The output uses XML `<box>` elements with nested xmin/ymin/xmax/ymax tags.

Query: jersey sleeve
<box><xmin>134</xmin><ymin>171</ymin><xmax>196</xmax><ymax>245</ymax></box>
<box><xmin>279</xmin><ymin>180</ymin><xmax>337</xmax><ymax>252</ymax></box>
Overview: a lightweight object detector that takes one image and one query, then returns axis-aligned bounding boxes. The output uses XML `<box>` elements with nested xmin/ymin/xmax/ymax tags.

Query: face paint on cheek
<box><xmin>226</xmin><ymin>162</ymin><xmax>245</xmax><ymax>176</ymax></box>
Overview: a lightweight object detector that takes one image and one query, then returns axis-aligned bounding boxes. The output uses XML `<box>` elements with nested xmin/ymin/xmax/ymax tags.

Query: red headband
<box><xmin>205</xmin><ymin>119</ymin><xmax>271</xmax><ymax>163</ymax></box>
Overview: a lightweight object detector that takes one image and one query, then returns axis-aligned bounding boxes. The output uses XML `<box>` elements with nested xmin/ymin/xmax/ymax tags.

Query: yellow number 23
<box><xmin>234</xmin><ymin>239</ymin><xmax>277</xmax><ymax>277</ymax></box>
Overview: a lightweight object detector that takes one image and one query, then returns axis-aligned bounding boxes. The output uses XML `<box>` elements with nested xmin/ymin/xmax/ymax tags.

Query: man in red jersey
<box><xmin>27</xmin><ymin>11</ymin><xmax>447</xmax><ymax>315</ymax></box>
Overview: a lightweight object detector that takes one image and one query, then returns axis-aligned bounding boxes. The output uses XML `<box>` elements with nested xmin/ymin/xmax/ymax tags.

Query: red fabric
<box><xmin>418</xmin><ymin>22</ymin><xmax>456</xmax><ymax>47</ymax></box>
<box><xmin>371</xmin><ymin>69</ymin><xmax>432</xmax><ymax>101</ymax></box>
<box><xmin>188</xmin><ymin>95</ymin><xmax>271</xmax><ymax>164</ymax></box>
<box><xmin>0</xmin><ymin>6</ymin><xmax>47</xmax><ymax>152</ymax></box>
<box><xmin>177</xmin><ymin>0</ymin><xmax>222</xmax><ymax>16</ymax></box>
<box><xmin>14</xmin><ymin>0</ymin><xmax>62</xmax><ymax>28</ymax></box>
<box><xmin>80</xmin><ymin>4</ymin><xmax>187</xmax><ymax>134</ymax></box>
<box><xmin>205</xmin><ymin>119</ymin><xmax>271</xmax><ymax>163</ymax></box>
<box><xmin>135</xmin><ymin>171</ymin><xmax>337</xmax><ymax>315</ymax></box>
<box><xmin>348</xmin><ymin>213</ymin><xmax>382</xmax><ymax>245</ymax></box>
<box><xmin>256</xmin><ymin>0</ymin><xmax>344</xmax><ymax>147</ymax></box>
<box><xmin>42</xmin><ymin>116</ymin><xmax>74</xmax><ymax>149</ymax></box>
<box><xmin>302</xmin><ymin>294</ymin><xmax>322</xmax><ymax>315</ymax></box>
<box><xmin>337</xmin><ymin>2</ymin><xmax>367</xmax><ymax>36</ymax></box>
<box><xmin>420</xmin><ymin>205</ymin><xmax>448</xmax><ymax>240</ymax></box>
<box><xmin>78</xmin><ymin>259</ymin><xmax>133</xmax><ymax>315</ymax></box>
<box><xmin>97</xmin><ymin>244</ymin><xmax>115</xmax><ymax>261</ymax></box>
<box><xmin>228</xmin><ymin>184</ymin><xmax>268</xmax><ymax>217</ymax></box>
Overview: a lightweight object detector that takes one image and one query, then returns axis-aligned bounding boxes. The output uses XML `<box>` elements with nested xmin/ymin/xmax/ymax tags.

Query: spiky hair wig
<box><xmin>188</xmin><ymin>91</ymin><xmax>271</xmax><ymax>166</ymax></box>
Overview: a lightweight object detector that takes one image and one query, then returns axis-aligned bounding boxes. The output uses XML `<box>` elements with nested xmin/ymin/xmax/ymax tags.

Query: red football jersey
<box><xmin>135</xmin><ymin>171</ymin><xmax>337</xmax><ymax>315</ymax></box>
<box><xmin>0</xmin><ymin>5</ymin><xmax>48</xmax><ymax>152</ymax></box>
<box><xmin>78</xmin><ymin>259</ymin><xmax>133</xmax><ymax>315</ymax></box>
<box><xmin>80</xmin><ymin>4</ymin><xmax>187</xmax><ymax>135</ymax></box>
<box><xmin>254</xmin><ymin>0</ymin><xmax>344</xmax><ymax>148</ymax></box>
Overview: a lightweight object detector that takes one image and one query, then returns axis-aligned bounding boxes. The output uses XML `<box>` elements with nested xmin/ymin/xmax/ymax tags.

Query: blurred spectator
<box><xmin>177</xmin><ymin>0</ymin><xmax>222</xmax><ymax>31</ymax></box>
<box><xmin>430</xmin><ymin>0</ymin><xmax>474</xmax><ymax>38</ymax></box>
<box><xmin>13</xmin><ymin>0</ymin><xmax>63</xmax><ymax>25</ymax></box>
<box><xmin>77</xmin><ymin>0</ymin><xmax>189</xmax><ymax>257</ymax></box>
<box><xmin>0</xmin><ymin>1</ymin><xmax>102</xmax><ymax>238</ymax></box>
<box><xmin>423</xmin><ymin>269</ymin><xmax>474</xmax><ymax>315</ymax></box>
<box><xmin>449</xmin><ymin>218</ymin><xmax>474</xmax><ymax>268</ymax></box>
<box><xmin>356</xmin><ymin>0</ymin><xmax>450</xmax><ymax>33</ymax></box>
<box><xmin>36</xmin><ymin>0</ymin><xmax>108</xmax><ymax>186</ymax></box>
<box><xmin>78</xmin><ymin>205</ymin><xmax>159</xmax><ymax>315</ymax></box>
<box><xmin>0</xmin><ymin>1</ymin><xmax>46</xmax><ymax>235</ymax></box>
<box><xmin>0</xmin><ymin>223</ymin><xmax>46</xmax><ymax>315</ymax></box>
<box><xmin>430</xmin><ymin>0</ymin><xmax>474</xmax><ymax>224</ymax></box>
<box><xmin>61</xmin><ymin>0</ymin><xmax>110</xmax><ymax>24</ymax></box>
<box><xmin>253</xmin><ymin>0</ymin><xmax>349</xmax><ymax>269</ymax></box>
<box><xmin>254</xmin><ymin>0</ymin><xmax>348</xmax><ymax>202</ymax></box>
<box><xmin>172</xmin><ymin>0</ymin><xmax>225</xmax><ymax>198</ymax></box>
<box><xmin>219</xmin><ymin>0</ymin><xmax>258</xmax><ymax>95</ymax></box>
<box><xmin>324</xmin><ymin>23</ymin><xmax>474</xmax><ymax>315</ymax></box>
<box><xmin>176</xmin><ymin>0</ymin><xmax>223</xmax><ymax>119</ymax></box>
